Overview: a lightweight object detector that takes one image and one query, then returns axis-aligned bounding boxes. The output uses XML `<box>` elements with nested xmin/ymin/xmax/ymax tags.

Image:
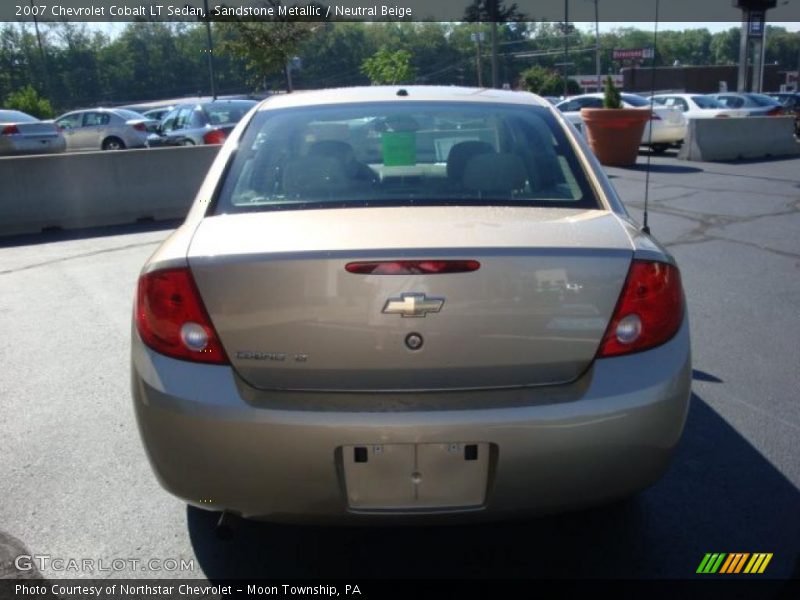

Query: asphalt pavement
<box><xmin>0</xmin><ymin>153</ymin><xmax>798</xmax><ymax>580</ymax></box>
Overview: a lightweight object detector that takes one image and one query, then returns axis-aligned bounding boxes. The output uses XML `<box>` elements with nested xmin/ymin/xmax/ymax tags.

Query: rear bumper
<box><xmin>132</xmin><ymin>319</ymin><xmax>691</xmax><ymax>523</ymax></box>
<box><xmin>642</xmin><ymin>122</ymin><xmax>687</xmax><ymax>145</ymax></box>
<box><xmin>0</xmin><ymin>137</ymin><xmax>66</xmax><ymax>155</ymax></box>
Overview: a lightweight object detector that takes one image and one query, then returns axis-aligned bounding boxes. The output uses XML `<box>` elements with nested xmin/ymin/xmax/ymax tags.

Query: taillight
<box><xmin>132</xmin><ymin>122</ymin><xmax>147</xmax><ymax>132</ymax></box>
<box><xmin>766</xmin><ymin>106</ymin><xmax>783</xmax><ymax>116</ymax></box>
<box><xmin>345</xmin><ymin>260</ymin><xmax>480</xmax><ymax>275</ymax></box>
<box><xmin>714</xmin><ymin>114</ymin><xmax>730</xmax><ymax>118</ymax></box>
<box><xmin>1</xmin><ymin>125</ymin><xmax>20</xmax><ymax>135</ymax></box>
<box><xmin>203</xmin><ymin>129</ymin><xmax>227</xmax><ymax>145</ymax></box>
<box><xmin>135</xmin><ymin>267</ymin><xmax>228</xmax><ymax>364</ymax></box>
<box><xmin>597</xmin><ymin>260</ymin><xmax>684</xmax><ymax>358</ymax></box>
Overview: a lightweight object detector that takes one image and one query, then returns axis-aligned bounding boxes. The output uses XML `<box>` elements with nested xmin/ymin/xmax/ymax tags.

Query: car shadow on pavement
<box><xmin>187</xmin><ymin>393</ymin><xmax>800</xmax><ymax>579</ymax></box>
<box><xmin>626</xmin><ymin>163</ymin><xmax>704</xmax><ymax>175</ymax></box>
<box><xmin>0</xmin><ymin>218</ymin><xmax>182</xmax><ymax>248</ymax></box>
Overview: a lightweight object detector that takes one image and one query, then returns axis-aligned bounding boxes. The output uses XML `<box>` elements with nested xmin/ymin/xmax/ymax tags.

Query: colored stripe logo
<box><xmin>697</xmin><ymin>553</ymin><xmax>773</xmax><ymax>574</ymax></box>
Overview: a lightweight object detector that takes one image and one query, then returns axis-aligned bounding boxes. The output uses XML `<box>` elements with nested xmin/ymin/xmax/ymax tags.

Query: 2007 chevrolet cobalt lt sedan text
<box><xmin>132</xmin><ymin>86</ymin><xmax>691</xmax><ymax>523</ymax></box>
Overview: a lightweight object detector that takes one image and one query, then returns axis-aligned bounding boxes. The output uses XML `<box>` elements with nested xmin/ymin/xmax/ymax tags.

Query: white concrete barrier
<box><xmin>0</xmin><ymin>145</ymin><xmax>219</xmax><ymax>237</ymax></box>
<box><xmin>678</xmin><ymin>116</ymin><xmax>800</xmax><ymax>162</ymax></box>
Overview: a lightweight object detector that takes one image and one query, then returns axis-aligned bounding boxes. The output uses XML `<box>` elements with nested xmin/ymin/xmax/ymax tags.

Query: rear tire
<box><xmin>181</xmin><ymin>139</ymin><xmax>195</xmax><ymax>146</ymax></box>
<box><xmin>650</xmin><ymin>144</ymin><xmax>669</xmax><ymax>154</ymax></box>
<box><xmin>102</xmin><ymin>137</ymin><xmax>125</xmax><ymax>151</ymax></box>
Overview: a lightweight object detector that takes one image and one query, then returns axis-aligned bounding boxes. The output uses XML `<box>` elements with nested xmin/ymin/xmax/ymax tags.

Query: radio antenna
<box><xmin>642</xmin><ymin>0</ymin><xmax>660</xmax><ymax>235</ymax></box>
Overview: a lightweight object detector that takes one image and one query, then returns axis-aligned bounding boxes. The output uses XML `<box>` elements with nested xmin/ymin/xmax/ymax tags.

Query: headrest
<box><xmin>461</xmin><ymin>153</ymin><xmax>527</xmax><ymax>194</ymax></box>
<box><xmin>446</xmin><ymin>141</ymin><xmax>495</xmax><ymax>182</ymax></box>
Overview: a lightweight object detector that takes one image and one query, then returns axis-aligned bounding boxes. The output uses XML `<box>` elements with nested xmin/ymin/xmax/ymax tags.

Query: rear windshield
<box><xmin>747</xmin><ymin>94</ymin><xmax>779</xmax><ymax>107</ymax></box>
<box><xmin>213</xmin><ymin>101</ymin><xmax>599</xmax><ymax>214</ymax></box>
<box><xmin>621</xmin><ymin>94</ymin><xmax>649</xmax><ymax>107</ymax></box>
<box><xmin>115</xmin><ymin>109</ymin><xmax>146</xmax><ymax>120</ymax></box>
<box><xmin>202</xmin><ymin>100</ymin><xmax>256</xmax><ymax>125</ymax></box>
<box><xmin>0</xmin><ymin>110</ymin><xmax>37</xmax><ymax>123</ymax></box>
<box><xmin>691</xmin><ymin>96</ymin><xmax>724</xmax><ymax>109</ymax></box>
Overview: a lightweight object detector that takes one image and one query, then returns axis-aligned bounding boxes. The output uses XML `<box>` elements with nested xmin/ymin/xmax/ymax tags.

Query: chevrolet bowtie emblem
<box><xmin>382</xmin><ymin>293</ymin><xmax>445</xmax><ymax>318</ymax></box>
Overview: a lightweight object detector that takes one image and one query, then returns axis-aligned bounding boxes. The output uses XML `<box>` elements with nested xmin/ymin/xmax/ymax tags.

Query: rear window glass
<box><xmin>691</xmin><ymin>96</ymin><xmax>723</xmax><ymax>109</ymax></box>
<box><xmin>115</xmin><ymin>109</ymin><xmax>146</xmax><ymax>120</ymax></box>
<box><xmin>202</xmin><ymin>101</ymin><xmax>256</xmax><ymax>125</ymax></box>
<box><xmin>748</xmin><ymin>94</ymin><xmax>779</xmax><ymax>107</ymax></box>
<box><xmin>213</xmin><ymin>101</ymin><xmax>599</xmax><ymax>214</ymax></box>
<box><xmin>621</xmin><ymin>94</ymin><xmax>649</xmax><ymax>107</ymax></box>
<box><xmin>0</xmin><ymin>110</ymin><xmax>37</xmax><ymax>123</ymax></box>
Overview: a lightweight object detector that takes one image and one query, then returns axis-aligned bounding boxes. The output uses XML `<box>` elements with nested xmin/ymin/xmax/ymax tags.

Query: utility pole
<box><xmin>472</xmin><ymin>29</ymin><xmax>484</xmax><ymax>87</ymax></box>
<box><xmin>202</xmin><ymin>0</ymin><xmax>216</xmax><ymax>99</ymax></box>
<box><xmin>563</xmin><ymin>0</ymin><xmax>570</xmax><ymax>97</ymax></box>
<box><xmin>490</xmin><ymin>21</ymin><xmax>499</xmax><ymax>88</ymax></box>
<box><xmin>29</xmin><ymin>0</ymin><xmax>51</xmax><ymax>98</ymax></box>
<box><xmin>594</xmin><ymin>0</ymin><xmax>601</xmax><ymax>92</ymax></box>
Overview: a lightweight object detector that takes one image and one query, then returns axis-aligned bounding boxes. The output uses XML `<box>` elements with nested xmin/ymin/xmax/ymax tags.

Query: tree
<box><xmin>218</xmin><ymin>2</ymin><xmax>317</xmax><ymax>92</ymax></box>
<box><xmin>361</xmin><ymin>47</ymin><xmax>416</xmax><ymax>85</ymax></box>
<box><xmin>464</xmin><ymin>0</ymin><xmax>526</xmax><ymax>88</ymax></box>
<box><xmin>5</xmin><ymin>84</ymin><xmax>54</xmax><ymax>118</ymax></box>
<box><xmin>518</xmin><ymin>65</ymin><xmax>578</xmax><ymax>96</ymax></box>
<box><xmin>463</xmin><ymin>0</ymin><xmax>524</xmax><ymax>22</ymax></box>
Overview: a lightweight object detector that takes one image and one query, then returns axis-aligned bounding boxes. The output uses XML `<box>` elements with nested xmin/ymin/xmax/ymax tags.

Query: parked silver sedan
<box><xmin>54</xmin><ymin>108</ymin><xmax>155</xmax><ymax>151</ymax></box>
<box><xmin>0</xmin><ymin>109</ymin><xmax>66</xmax><ymax>155</ymax></box>
<box><xmin>708</xmin><ymin>93</ymin><xmax>785</xmax><ymax>117</ymax></box>
<box><xmin>132</xmin><ymin>86</ymin><xmax>691</xmax><ymax>523</ymax></box>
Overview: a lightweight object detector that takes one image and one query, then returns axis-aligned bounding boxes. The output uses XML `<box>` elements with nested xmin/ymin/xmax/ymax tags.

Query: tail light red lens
<box><xmin>203</xmin><ymin>129</ymin><xmax>227</xmax><ymax>145</ymax></box>
<box><xmin>135</xmin><ymin>267</ymin><xmax>228</xmax><ymax>364</ymax></box>
<box><xmin>766</xmin><ymin>106</ymin><xmax>783</xmax><ymax>116</ymax></box>
<box><xmin>597</xmin><ymin>260</ymin><xmax>684</xmax><ymax>358</ymax></box>
<box><xmin>132</xmin><ymin>122</ymin><xmax>147</xmax><ymax>132</ymax></box>
<box><xmin>345</xmin><ymin>260</ymin><xmax>480</xmax><ymax>275</ymax></box>
<box><xmin>1</xmin><ymin>125</ymin><xmax>20</xmax><ymax>135</ymax></box>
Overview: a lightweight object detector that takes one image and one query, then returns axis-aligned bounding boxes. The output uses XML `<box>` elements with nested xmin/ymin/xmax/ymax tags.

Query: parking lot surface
<box><xmin>1</xmin><ymin>154</ymin><xmax>798</xmax><ymax>580</ymax></box>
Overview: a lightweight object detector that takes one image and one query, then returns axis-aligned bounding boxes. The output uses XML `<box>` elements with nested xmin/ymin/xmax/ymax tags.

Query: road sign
<box><xmin>613</xmin><ymin>47</ymin><xmax>654</xmax><ymax>60</ymax></box>
<box><xmin>748</xmin><ymin>10</ymin><xmax>766</xmax><ymax>37</ymax></box>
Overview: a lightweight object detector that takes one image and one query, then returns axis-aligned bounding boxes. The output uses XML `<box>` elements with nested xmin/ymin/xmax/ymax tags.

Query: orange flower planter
<box><xmin>580</xmin><ymin>108</ymin><xmax>650</xmax><ymax>167</ymax></box>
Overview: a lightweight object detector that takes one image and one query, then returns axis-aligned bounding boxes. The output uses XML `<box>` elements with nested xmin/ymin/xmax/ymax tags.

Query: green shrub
<box><xmin>603</xmin><ymin>75</ymin><xmax>622</xmax><ymax>109</ymax></box>
<box><xmin>4</xmin><ymin>85</ymin><xmax>54</xmax><ymax>119</ymax></box>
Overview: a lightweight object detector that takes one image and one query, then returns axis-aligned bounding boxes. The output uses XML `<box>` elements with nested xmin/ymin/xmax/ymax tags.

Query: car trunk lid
<box><xmin>4</xmin><ymin>121</ymin><xmax>60</xmax><ymax>138</ymax></box>
<box><xmin>187</xmin><ymin>206</ymin><xmax>634</xmax><ymax>391</ymax></box>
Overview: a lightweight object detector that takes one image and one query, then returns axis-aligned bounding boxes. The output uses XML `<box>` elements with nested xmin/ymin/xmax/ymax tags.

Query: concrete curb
<box><xmin>0</xmin><ymin>146</ymin><xmax>219</xmax><ymax>237</ymax></box>
<box><xmin>678</xmin><ymin>116</ymin><xmax>800</xmax><ymax>162</ymax></box>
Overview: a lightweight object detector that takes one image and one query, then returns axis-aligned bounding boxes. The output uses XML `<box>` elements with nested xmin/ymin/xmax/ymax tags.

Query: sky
<box><xmin>88</xmin><ymin>21</ymin><xmax>800</xmax><ymax>38</ymax></box>
<box><xmin>576</xmin><ymin>21</ymin><xmax>800</xmax><ymax>34</ymax></box>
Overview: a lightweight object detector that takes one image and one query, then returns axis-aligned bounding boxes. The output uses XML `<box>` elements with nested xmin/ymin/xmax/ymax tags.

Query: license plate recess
<box><xmin>342</xmin><ymin>442</ymin><xmax>489</xmax><ymax>510</ymax></box>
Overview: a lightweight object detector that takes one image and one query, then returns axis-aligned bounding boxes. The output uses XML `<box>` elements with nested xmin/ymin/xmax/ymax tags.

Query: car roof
<box><xmin>258</xmin><ymin>86</ymin><xmax>550</xmax><ymax>110</ymax></box>
<box><xmin>170</xmin><ymin>99</ymin><xmax>258</xmax><ymax>109</ymax></box>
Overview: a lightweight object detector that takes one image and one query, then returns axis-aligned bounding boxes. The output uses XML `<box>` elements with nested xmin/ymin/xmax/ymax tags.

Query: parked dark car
<box><xmin>148</xmin><ymin>99</ymin><xmax>257</xmax><ymax>147</ymax></box>
<box><xmin>766</xmin><ymin>92</ymin><xmax>800</xmax><ymax>134</ymax></box>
